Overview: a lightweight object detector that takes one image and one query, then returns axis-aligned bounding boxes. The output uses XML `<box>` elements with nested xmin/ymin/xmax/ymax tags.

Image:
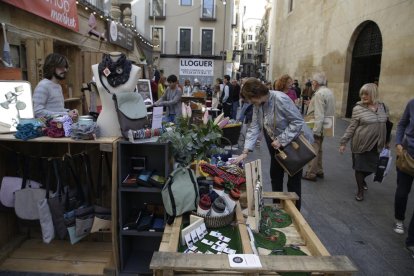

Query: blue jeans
<box><xmin>394</xmin><ymin>168</ymin><xmax>414</xmax><ymax>246</ymax></box>
<box><xmin>232</xmin><ymin>101</ymin><xmax>239</xmax><ymax>120</ymax></box>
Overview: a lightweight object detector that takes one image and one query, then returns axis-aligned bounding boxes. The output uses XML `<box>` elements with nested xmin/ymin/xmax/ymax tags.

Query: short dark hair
<box><xmin>43</xmin><ymin>53</ymin><xmax>68</xmax><ymax>79</ymax></box>
<box><xmin>224</xmin><ymin>75</ymin><xmax>230</xmax><ymax>81</ymax></box>
<box><xmin>241</xmin><ymin>77</ymin><xmax>269</xmax><ymax>100</ymax></box>
<box><xmin>167</xmin><ymin>74</ymin><xmax>177</xmax><ymax>83</ymax></box>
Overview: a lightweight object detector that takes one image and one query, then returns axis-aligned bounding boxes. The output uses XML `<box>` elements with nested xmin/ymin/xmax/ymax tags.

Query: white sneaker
<box><xmin>393</xmin><ymin>221</ymin><xmax>405</xmax><ymax>234</ymax></box>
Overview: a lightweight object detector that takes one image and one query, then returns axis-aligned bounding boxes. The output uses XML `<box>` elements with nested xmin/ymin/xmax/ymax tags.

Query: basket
<box><xmin>221</xmin><ymin>124</ymin><xmax>242</xmax><ymax>145</ymax></box>
<box><xmin>193</xmin><ymin>210</ymin><xmax>235</xmax><ymax>228</ymax></box>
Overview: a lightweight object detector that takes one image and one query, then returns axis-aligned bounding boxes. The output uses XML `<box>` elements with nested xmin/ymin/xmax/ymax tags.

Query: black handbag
<box><xmin>274</xmin><ymin>134</ymin><xmax>316</xmax><ymax>176</ymax></box>
<box><xmin>264</xmin><ymin>111</ymin><xmax>316</xmax><ymax>177</ymax></box>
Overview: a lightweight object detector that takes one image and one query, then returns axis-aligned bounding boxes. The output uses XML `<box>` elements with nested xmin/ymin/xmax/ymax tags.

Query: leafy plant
<box><xmin>159</xmin><ymin>108</ymin><xmax>226</xmax><ymax>166</ymax></box>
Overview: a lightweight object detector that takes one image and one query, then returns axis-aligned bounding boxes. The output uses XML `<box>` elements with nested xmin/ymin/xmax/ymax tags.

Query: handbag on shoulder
<box><xmin>396</xmin><ymin>149</ymin><xmax>414</xmax><ymax>177</ymax></box>
<box><xmin>274</xmin><ymin>134</ymin><xmax>316</xmax><ymax>176</ymax></box>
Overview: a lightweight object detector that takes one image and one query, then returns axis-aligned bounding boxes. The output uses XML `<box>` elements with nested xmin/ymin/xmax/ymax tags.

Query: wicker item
<box><xmin>193</xmin><ymin>210</ymin><xmax>235</xmax><ymax>228</ymax></box>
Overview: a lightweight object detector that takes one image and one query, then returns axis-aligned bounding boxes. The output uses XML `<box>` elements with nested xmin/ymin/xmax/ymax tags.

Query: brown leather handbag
<box><xmin>396</xmin><ymin>150</ymin><xmax>414</xmax><ymax>177</ymax></box>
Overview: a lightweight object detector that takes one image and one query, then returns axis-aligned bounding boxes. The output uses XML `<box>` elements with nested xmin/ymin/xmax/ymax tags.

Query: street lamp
<box><xmin>221</xmin><ymin>0</ymin><xmax>227</xmax><ymax>76</ymax></box>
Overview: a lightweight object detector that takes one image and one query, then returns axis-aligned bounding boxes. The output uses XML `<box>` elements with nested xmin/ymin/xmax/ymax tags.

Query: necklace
<box><xmin>98</xmin><ymin>53</ymin><xmax>132</xmax><ymax>87</ymax></box>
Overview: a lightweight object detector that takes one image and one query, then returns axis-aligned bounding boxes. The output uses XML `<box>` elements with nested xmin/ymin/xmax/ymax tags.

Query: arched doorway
<box><xmin>346</xmin><ymin>21</ymin><xmax>382</xmax><ymax>117</ymax></box>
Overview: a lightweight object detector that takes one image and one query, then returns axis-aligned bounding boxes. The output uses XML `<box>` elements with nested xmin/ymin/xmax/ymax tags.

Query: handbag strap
<box><xmin>97</xmin><ymin>152</ymin><xmax>111</xmax><ymax>204</ymax></box>
<box><xmin>80</xmin><ymin>153</ymin><xmax>93</xmax><ymax>205</ymax></box>
<box><xmin>52</xmin><ymin>158</ymin><xmax>63</xmax><ymax>202</ymax></box>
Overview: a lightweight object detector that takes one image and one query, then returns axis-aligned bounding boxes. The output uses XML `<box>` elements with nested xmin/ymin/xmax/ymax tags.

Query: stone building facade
<box><xmin>268</xmin><ymin>0</ymin><xmax>414</xmax><ymax>120</ymax></box>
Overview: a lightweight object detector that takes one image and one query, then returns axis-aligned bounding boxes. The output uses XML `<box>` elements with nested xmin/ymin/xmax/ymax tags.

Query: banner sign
<box><xmin>179</xmin><ymin>59</ymin><xmax>214</xmax><ymax>76</ymax></box>
<box><xmin>3</xmin><ymin>0</ymin><xmax>79</xmax><ymax>32</ymax></box>
<box><xmin>107</xmin><ymin>21</ymin><xmax>134</xmax><ymax>51</ymax></box>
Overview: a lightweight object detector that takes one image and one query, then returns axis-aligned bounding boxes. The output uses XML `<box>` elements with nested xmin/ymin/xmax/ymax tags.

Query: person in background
<box><xmin>392</xmin><ymin>98</ymin><xmax>414</xmax><ymax>260</ymax></box>
<box><xmin>154</xmin><ymin>74</ymin><xmax>182</xmax><ymax>123</ymax></box>
<box><xmin>231</xmin><ymin>79</ymin><xmax>241</xmax><ymax>120</ymax></box>
<box><xmin>192</xmin><ymin>79</ymin><xmax>202</xmax><ymax>94</ymax></box>
<box><xmin>303</xmin><ymin>72</ymin><xmax>335</xmax><ymax>182</ymax></box>
<box><xmin>233</xmin><ymin>78</ymin><xmax>313</xmax><ymax>210</ymax></box>
<box><xmin>339</xmin><ymin>83</ymin><xmax>388</xmax><ymax>201</ymax></box>
<box><xmin>157</xmin><ymin>75</ymin><xmax>167</xmax><ymax>99</ymax></box>
<box><xmin>220</xmin><ymin>75</ymin><xmax>234</xmax><ymax>118</ymax></box>
<box><xmin>33</xmin><ymin>53</ymin><xmax>78</xmax><ymax>119</ymax></box>
<box><xmin>183</xmin><ymin>79</ymin><xmax>192</xmax><ymax>96</ymax></box>
<box><xmin>274</xmin><ymin>74</ymin><xmax>297</xmax><ymax>103</ymax></box>
<box><xmin>293</xmin><ymin>79</ymin><xmax>301</xmax><ymax>99</ymax></box>
<box><xmin>301</xmin><ymin>80</ymin><xmax>313</xmax><ymax>114</ymax></box>
<box><xmin>212</xmin><ymin>84</ymin><xmax>221</xmax><ymax>110</ymax></box>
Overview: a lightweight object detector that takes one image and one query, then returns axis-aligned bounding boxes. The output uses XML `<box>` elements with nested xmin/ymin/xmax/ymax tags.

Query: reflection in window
<box><xmin>152</xmin><ymin>0</ymin><xmax>164</xmax><ymax>17</ymax></box>
<box><xmin>180</xmin><ymin>28</ymin><xmax>191</xmax><ymax>55</ymax></box>
<box><xmin>181</xmin><ymin>0</ymin><xmax>192</xmax><ymax>6</ymax></box>
<box><xmin>202</xmin><ymin>0</ymin><xmax>214</xmax><ymax>18</ymax></box>
<box><xmin>152</xmin><ymin>27</ymin><xmax>164</xmax><ymax>52</ymax></box>
<box><xmin>201</xmin><ymin>29</ymin><xmax>213</xmax><ymax>55</ymax></box>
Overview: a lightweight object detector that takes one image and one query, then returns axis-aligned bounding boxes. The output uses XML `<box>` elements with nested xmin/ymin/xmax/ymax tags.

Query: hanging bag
<box><xmin>91</xmin><ymin>152</ymin><xmax>112</xmax><ymax>233</ymax></box>
<box><xmin>37</xmin><ymin>159</ymin><xmax>55</xmax><ymax>243</ymax></box>
<box><xmin>396</xmin><ymin>149</ymin><xmax>414</xmax><ymax>177</ymax></box>
<box><xmin>264</xmin><ymin>108</ymin><xmax>316</xmax><ymax>177</ymax></box>
<box><xmin>99</xmin><ymin>73</ymin><xmax>149</xmax><ymax>138</ymax></box>
<box><xmin>0</xmin><ymin>155</ymin><xmax>41</xmax><ymax>208</ymax></box>
<box><xmin>161</xmin><ymin>166</ymin><xmax>199</xmax><ymax>224</ymax></box>
<box><xmin>14</xmin><ymin>157</ymin><xmax>46</xmax><ymax>220</ymax></box>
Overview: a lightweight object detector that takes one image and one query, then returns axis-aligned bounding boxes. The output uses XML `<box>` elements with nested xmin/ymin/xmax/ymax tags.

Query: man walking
<box><xmin>220</xmin><ymin>75</ymin><xmax>234</xmax><ymax>118</ymax></box>
<box><xmin>303</xmin><ymin>72</ymin><xmax>335</xmax><ymax>181</ymax></box>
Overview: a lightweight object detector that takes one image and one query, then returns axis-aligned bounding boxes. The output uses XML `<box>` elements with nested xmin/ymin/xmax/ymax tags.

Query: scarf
<box><xmin>98</xmin><ymin>53</ymin><xmax>132</xmax><ymax>87</ymax></box>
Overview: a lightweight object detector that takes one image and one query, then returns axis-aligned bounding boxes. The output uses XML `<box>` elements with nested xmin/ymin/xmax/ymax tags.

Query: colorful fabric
<box><xmin>200</xmin><ymin>163</ymin><xmax>245</xmax><ymax>186</ymax></box>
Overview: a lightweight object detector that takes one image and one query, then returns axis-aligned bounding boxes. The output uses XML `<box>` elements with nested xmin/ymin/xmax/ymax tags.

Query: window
<box><xmin>247</xmin><ymin>44</ymin><xmax>252</xmax><ymax>50</ymax></box>
<box><xmin>181</xmin><ymin>0</ymin><xmax>192</xmax><ymax>6</ymax></box>
<box><xmin>180</xmin><ymin>28</ymin><xmax>191</xmax><ymax>55</ymax></box>
<box><xmin>201</xmin><ymin>29</ymin><xmax>213</xmax><ymax>55</ymax></box>
<box><xmin>248</xmin><ymin>35</ymin><xmax>253</xmax><ymax>40</ymax></box>
<box><xmin>151</xmin><ymin>0</ymin><xmax>165</xmax><ymax>17</ymax></box>
<box><xmin>152</xmin><ymin>27</ymin><xmax>164</xmax><ymax>53</ymax></box>
<box><xmin>202</xmin><ymin>0</ymin><xmax>214</xmax><ymax>19</ymax></box>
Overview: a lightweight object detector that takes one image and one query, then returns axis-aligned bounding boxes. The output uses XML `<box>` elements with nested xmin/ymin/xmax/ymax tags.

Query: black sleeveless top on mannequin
<box><xmin>98</xmin><ymin>53</ymin><xmax>132</xmax><ymax>87</ymax></box>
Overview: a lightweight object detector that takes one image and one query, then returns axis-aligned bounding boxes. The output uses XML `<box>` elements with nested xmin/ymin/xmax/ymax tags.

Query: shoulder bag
<box><xmin>264</xmin><ymin>110</ymin><xmax>316</xmax><ymax>177</ymax></box>
<box><xmin>99</xmin><ymin>73</ymin><xmax>149</xmax><ymax>138</ymax></box>
<box><xmin>396</xmin><ymin>149</ymin><xmax>414</xmax><ymax>177</ymax></box>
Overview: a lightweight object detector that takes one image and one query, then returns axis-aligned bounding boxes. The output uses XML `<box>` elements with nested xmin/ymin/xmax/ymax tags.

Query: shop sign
<box><xmin>107</xmin><ymin>21</ymin><xmax>134</xmax><ymax>51</ymax></box>
<box><xmin>3</xmin><ymin>0</ymin><xmax>79</xmax><ymax>32</ymax></box>
<box><xmin>179</xmin><ymin>59</ymin><xmax>214</xmax><ymax>76</ymax></box>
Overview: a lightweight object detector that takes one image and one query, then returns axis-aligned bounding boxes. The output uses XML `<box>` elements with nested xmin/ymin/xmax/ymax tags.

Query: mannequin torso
<box><xmin>92</xmin><ymin>53</ymin><xmax>141</xmax><ymax>137</ymax></box>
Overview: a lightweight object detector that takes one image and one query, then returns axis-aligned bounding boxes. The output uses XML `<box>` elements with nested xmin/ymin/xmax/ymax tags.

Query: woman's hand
<box><xmin>231</xmin><ymin>153</ymin><xmax>248</xmax><ymax>164</ymax></box>
<box><xmin>339</xmin><ymin>145</ymin><xmax>346</xmax><ymax>154</ymax></box>
<box><xmin>396</xmin><ymin>144</ymin><xmax>403</xmax><ymax>156</ymax></box>
<box><xmin>271</xmin><ymin>139</ymin><xmax>281</xmax><ymax>150</ymax></box>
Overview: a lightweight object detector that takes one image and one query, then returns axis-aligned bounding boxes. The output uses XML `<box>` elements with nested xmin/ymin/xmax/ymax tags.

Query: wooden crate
<box><xmin>150</xmin><ymin>199</ymin><xmax>357</xmax><ymax>275</ymax></box>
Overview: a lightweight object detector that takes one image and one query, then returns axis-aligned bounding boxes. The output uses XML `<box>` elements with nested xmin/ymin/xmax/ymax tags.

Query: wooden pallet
<box><xmin>0</xmin><ymin>238</ymin><xmax>114</xmax><ymax>275</ymax></box>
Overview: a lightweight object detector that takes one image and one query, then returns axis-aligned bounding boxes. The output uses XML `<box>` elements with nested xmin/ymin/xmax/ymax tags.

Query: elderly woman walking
<box><xmin>339</xmin><ymin>83</ymin><xmax>390</xmax><ymax>201</ymax></box>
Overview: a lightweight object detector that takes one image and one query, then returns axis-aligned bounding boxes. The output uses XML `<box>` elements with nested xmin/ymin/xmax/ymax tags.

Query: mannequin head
<box><xmin>109</xmin><ymin>51</ymin><xmax>122</xmax><ymax>62</ymax></box>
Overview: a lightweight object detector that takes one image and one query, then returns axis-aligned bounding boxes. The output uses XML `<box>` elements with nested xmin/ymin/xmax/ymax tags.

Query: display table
<box><xmin>0</xmin><ymin>134</ymin><xmax>120</xmax><ymax>275</ymax></box>
<box><xmin>151</xmin><ymin>198</ymin><xmax>357</xmax><ymax>275</ymax></box>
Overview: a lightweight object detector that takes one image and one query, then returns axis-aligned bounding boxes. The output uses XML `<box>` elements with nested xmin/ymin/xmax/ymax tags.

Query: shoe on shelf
<box><xmin>302</xmin><ymin>174</ymin><xmax>317</xmax><ymax>182</ymax></box>
<box><xmin>316</xmin><ymin>172</ymin><xmax>324</xmax><ymax>178</ymax></box>
<box><xmin>393</xmin><ymin>221</ymin><xmax>405</xmax><ymax>234</ymax></box>
<box><xmin>406</xmin><ymin>246</ymin><xmax>414</xmax><ymax>259</ymax></box>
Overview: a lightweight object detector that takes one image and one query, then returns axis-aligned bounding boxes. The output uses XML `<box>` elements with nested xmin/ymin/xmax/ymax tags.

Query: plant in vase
<box><xmin>159</xmin><ymin>103</ymin><xmax>229</xmax><ymax>166</ymax></box>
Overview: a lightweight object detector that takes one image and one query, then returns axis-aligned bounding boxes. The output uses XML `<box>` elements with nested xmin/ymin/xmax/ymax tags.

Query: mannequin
<box><xmin>92</xmin><ymin>52</ymin><xmax>141</xmax><ymax>137</ymax></box>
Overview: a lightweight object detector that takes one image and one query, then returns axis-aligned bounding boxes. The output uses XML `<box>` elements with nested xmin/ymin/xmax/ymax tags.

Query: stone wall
<box><xmin>269</xmin><ymin>0</ymin><xmax>414</xmax><ymax>121</ymax></box>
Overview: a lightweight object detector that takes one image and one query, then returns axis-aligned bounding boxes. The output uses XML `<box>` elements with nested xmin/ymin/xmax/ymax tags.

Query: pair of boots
<box><xmin>355</xmin><ymin>181</ymin><xmax>368</xmax><ymax>201</ymax></box>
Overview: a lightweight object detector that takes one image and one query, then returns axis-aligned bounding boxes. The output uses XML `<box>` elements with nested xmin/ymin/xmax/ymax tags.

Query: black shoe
<box><xmin>316</xmin><ymin>172</ymin><xmax>324</xmax><ymax>178</ymax></box>
<box><xmin>363</xmin><ymin>181</ymin><xmax>368</xmax><ymax>190</ymax></box>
